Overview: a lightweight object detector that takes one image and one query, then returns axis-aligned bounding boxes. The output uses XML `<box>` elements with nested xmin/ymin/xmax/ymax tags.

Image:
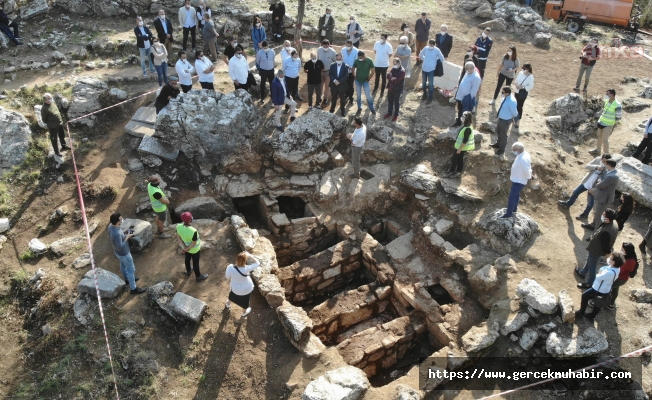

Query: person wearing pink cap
<box><xmin>176</xmin><ymin>212</ymin><xmax>208</xmax><ymax>282</ymax></box>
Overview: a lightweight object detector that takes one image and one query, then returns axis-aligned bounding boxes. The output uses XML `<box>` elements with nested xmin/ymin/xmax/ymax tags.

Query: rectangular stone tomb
<box><xmin>131</xmin><ymin>106</ymin><xmax>157</xmax><ymax>125</ymax></box>
<box><xmin>138</xmin><ymin>135</ymin><xmax>179</xmax><ymax>161</ymax></box>
<box><xmin>167</xmin><ymin>292</ymin><xmax>207</xmax><ymax>323</ymax></box>
<box><xmin>125</xmin><ymin>120</ymin><xmax>156</xmax><ymax>138</ymax></box>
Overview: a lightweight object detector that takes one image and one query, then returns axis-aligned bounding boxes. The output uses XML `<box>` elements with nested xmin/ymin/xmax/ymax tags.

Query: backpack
<box><xmin>629</xmin><ymin>258</ymin><xmax>639</xmax><ymax>278</ymax></box>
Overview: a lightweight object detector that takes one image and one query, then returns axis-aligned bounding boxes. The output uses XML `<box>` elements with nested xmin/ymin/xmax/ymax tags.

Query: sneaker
<box><xmin>580</xmin><ymin>223</ymin><xmax>594</xmax><ymax>230</ymax></box>
<box><xmin>225</xmin><ymin>300</ymin><xmax>231</xmax><ymax>309</ymax></box>
<box><xmin>290</xmin><ymin>116</ymin><xmax>296</xmax><ymax>122</ymax></box>
<box><xmin>498</xmin><ymin>214</ymin><xmax>512</xmax><ymax>219</ymax></box>
<box><xmin>391</xmin><ymin>116</ymin><xmax>398</xmax><ymax>122</ymax></box>
<box><xmin>142</xmin><ymin>73</ymin><xmax>148</xmax><ymax>78</ymax></box>
<box><xmin>573</xmin><ymin>87</ymin><xmax>580</xmax><ymax>93</ymax></box>
<box><xmin>576</xmin><ymin>214</ymin><xmax>588</xmax><ymax>221</ymax></box>
<box><xmin>196</xmin><ymin>274</ymin><xmax>208</xmax><ymax>282</ymax></box>
<box><xmin>383</xmin><ymin>113</ymin><xmax>391</xmax><ymax>120</ymax></box>
<box><xmin>577</xmin><ymin>282</ymin><xmax>591</xmax><ymax>288</ymax></box>
<box><xmin>308</xmin><ymin>105</ymin><xmax>313</xmax><ymax>110</ymax></box>
<box><xmin>157</xmin><ymin>232</ymin><xmax>172</xmax><ymax>239</ymax></box>
<box><xmin>341</xmin><ymin>110</ymin><xmax>346</xmax><ymax>117</ymax></box>
<box><xmin>355</xmin><ymin>108</ymin><xmax>362</xmax><ymax>116</ymax></box>
<box><xmin>370</xmin><ymin>110</ymin><xmax>376</xmax><ymax>115</ymax></box>
<box><xmin>185</xmin><ymin>270</ymin><xmax>192</xmax><ymax>278</ymax></box>
<box><xmin>588</xmin><ymin>148</ymin><xmax>600</xmax><ymax>155</ymax></box>
<box><xmin>489</xmin><ymin>143</ymin><xmax>500</xmax><ymax>148</ymax></box>
<box><xmin>557</xmin><ymin>200</ymin><xmax>569</xmax><ymax>208</ymax></box>
<box><xmin>489</xmin><ymin>99</ymin><xmax>496</xmax><ymax>105</ymax></box>
<box><xmin>315</xmin><ymin>105</ymin><xmax>322</xmax><ymax>110</ymax></box>
<box><xmin>54</xmin><ymin>152</ymin><xmax>62</xmax><ymax>157</ymax></box>
<box><xmin>130</xmin><ymin>287</ymin><xmax>146</xmax><ymax>295</ymax></box>
<box><xmin>276</xmin><ymin>125</ymin><xmax>284</xmax><ymax>132</ymax></box>
<box><xmin>125</xmin><ymin>277</ymin><xmax>140</xmax><ymax>284</ymax></box>
<box><xmin>241</xmin><ymin>307</ymin><xmax>252</xmax><ymax>317</ymax></box>
<box><xmin>60</xmin><ymin>145</ymin><xmax>71</xmax><ymax>151</ymax></box>
<box><xmin>323</xmin><ymin>98</ymin><xmax>329</xmax><ymax>105</ymax></box>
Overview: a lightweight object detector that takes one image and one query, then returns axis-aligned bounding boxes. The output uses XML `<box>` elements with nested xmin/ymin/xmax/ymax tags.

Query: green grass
<box><xmin>63</xmin><ymin>334</ymin><xmax>89</xmax><ymax>354</ymax></box>
<box><xmin>0</xmin><ymin>182</ymin><xmax>10</xmax><ymax>217</ymax></box>
<box><xmin>11</xmin><ymin>269</ymin><xmax>29</xmax><ymax>284</ymax></box>
<box><xmin>18</xmin><ymin>249</ymin><xmax>35</xmax><ymax>261</ymax></box>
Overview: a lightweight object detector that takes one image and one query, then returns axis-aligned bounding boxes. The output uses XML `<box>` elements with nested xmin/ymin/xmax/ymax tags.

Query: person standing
<box><xmin>328</xmin><ymin>53</ymin><xmax>349</xmax><ymax>116</ymax></box>
<box><xmin>228</xmin><ymin>46</ymin><xmax>250</xmax><ymax>91</ymax></box>
<box><xmin>582</xmin><ymin>159</ymin><xmax>619</xmax><ymax>231</ymax></box>
<box><xmin>418</xmin><ymin>39</ymin><xmax>445</xmax><ymax>104</ymax></box>
<box><xmin>304</xmin><ymin>52</ymin><xmax>324</xmax><ymax>110</ymax></box>
<box><xmin>489</xmin><ymin>46</ymin><xmax>519</xmax><ymax>105</ymax></box>
<box><xmin>283</xmin><ymin>50</ymin><xmax>302</xmax><ymax>102</ymax></box>
<box><xmin>175</xmin><ymin>50</ymin><xmax>195</xmax><ymax>93</ymax></box>
<box><xmin>445</xmin><ymin>111</ymin><xmax>475</xmax><ymax>178</ymax></box>
<box><xmin>399</xmin><ymin>23</ymin><xmax>415</xmax><ymax>51</ymax></box>
<box><xmin>631</xmin><ymin>115</ymin><xmax>652</xmax><ymax>164</ymax></box>
<box><xmin>574</xmin><ymin>38</ymin><xmax>601</xmax><ymax>94</ymax></box>
<box><xmin>271</xmin><ymin>69</ymin><xmax>296</xmax><ymax>132</ymax></box>
<box><xmin>452</xmin><ymin>62</ymin><xmax>482</xmax><ymax>127</ymax></box>
<box><xmin>318</xmin><ymin>8</ymin><xmax>335</xmax><ymax>44</ymax></box>
<box><xmin>384</xmin><ymin>57</ymin><xmax>405</xmax><ymax>123</ymax></box>
<box><xmin>373</xmin><ymin>34</ymin><xmax>393</xmax><ymax>97</ymax></box>
<box><xmin>108</xmin><ymin>213</ymin><xmax>146</xmax><ymax>295</ymax></box>
<box><xmin>280</xmin><ymin>40</ymin><xmax>295</xmax><ymax>62</ymax></box>
<box><xmin>256</xmin><ymin>41</ymin><xmax>276</xmax><ymax>104</ymax></box>
<box><xmin>202</xmin><ymin>13</ymin><xmax>219</xmax><ymax>62</ymax></box>
<box><xmin>147</xmin><ymin>175</ymin><xmax>171</xmax><ymax>238</ymax></box>
<box><xmin>154</xmin><ymin>10</ymin><xmax>174</xmax><ymax>60</ymax></box>
<box><xmin>225</xmin><ymin>251</ymin><xmax>261</xmax><ymax>317</ymax></box>
<box><xmin>458</xmin><ymin>45</ymin><xmax>479</xmax><ymax>85</ymax></box>
<box><xmin>589</xmin><ymin>89</ymin><xmax>622</xmax><ymax>155</ymax></box>
<box><xmin>196</xmin><ymin>0</ymin><xmax>211</xmax><ymax>35</ymax></box>
<box><xmin>558</xmin><ymin>153</ymin><xmax>611</xmax><ymax>220</ymax></box>
<box><xmin>151</xmin><ymin>37</ymin><xmax>169</xmax><ymax>87</ymax></box>
<box><xmin>615</xmin><ymin>193</ymin><xmax>634</xmax><ymax>232</ymax></box>
<box><xmin>513</xmin><ymin>63</ymin><xmax>534</xmax><ymax>128</ymax></box>
<box><xmin>346</xmin><ymin>15</ymin><xmax>364</xmax><ymax>48</ymax></box>
<box><xmin>0</xmin><ymin>3</ymin><xmax>20</xmax><ymax>45</ymax></box>
<box><xmin>352</xmin><ymin>51</ymin><xmax>376</xmax><ymax>115</ymax></box>
<box><xmin>134</xmin><ymin>16</ymin><xmax>155</xmax><ymax>78</ymax></box>
<box><xmin>269</xmin><ymin>0</ymin><xmax>285</xmax><ymax>44</ymax></box>
<box><xmin>490</xmin><ymin>87</ymin><xmax>519</xmax><ymax>156</ymax></box>
<box><xmin>194</xmin><ymin>50</ymin><xmax>216</xmax><ymax>90</ymax></box>
<box><xmin>347</xmin><ymin>118</ymin><xmax>366</xmax><ymax>179</ymax></box>
<box><xmin>474</xmin><ymin>27</ymin><xmax>493</xmax><ymax>78</ymax></box>
<box><xmin>395</xmin><ymin>36</ymin><xmax>412</xmax><ymax>79</ymax></box>
<box><xmin>435</xmin><ymin>24</ymin><xmax>453</xmax><ymax>59</ymax></box>
<box><xmin>342</xmin><ymin>40</ymin><xmax>359</xmax><ymax>103</ymax></box>
<box><xmin>317</xmin><ymin>40</ymin><xmax>337</xmax><ymax>106</ymax></box>
<box><xmin>154</xmin><ymin>76</ymin><xmax>180</xmax><ymax>114</ymax></box>
<box><xmin>251</xmin><ymin>16</ymin><xmax>267</xmax><ymax>54</ymax></box>
<box><xmin>603</xmin><ymin>243</ymin><xmax>638</xmax><ymax>309</ymax></box>
<box><xmin>576</xmin><ymin>252</ymin><xmax>623</xmax><ymax>322</ymax></box>
<box><xmin>223</xmin><ymin>37</ymin><xmax>244</xmax><ymax>65</ymax></box>
<box><xmin>178</xmin><ymin>0</ymin><xmax>198</xmax><ymax>52</ymax></box>
<box><xmin>499</xmin><ymin>142</ymin><xmax>531</xmax><ymax>219</ymax></box>
<box><xmin>40</xmin><ymin>93</ymin><xmax>69</xmax><ymax>157</ymax></box>
<box><xmin>576</xmin><ymin>209</ymin><xmax>619</xmax><ymax>287</ymax></box>
<box><xmin>177</xmin><ymin>212</ymin><xmax>209</xmax><ymax>282</ymax></box>
<box><xmin>414</xmin><ymin>12</ymin><xmax>431</xmax><ymax>65</ymax></box>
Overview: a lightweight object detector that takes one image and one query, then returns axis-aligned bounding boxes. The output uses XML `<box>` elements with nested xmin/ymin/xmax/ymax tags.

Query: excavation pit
<box><xmin>427</xmin><ymin>284</ymin><xmax>456</xmax><ymax>306</ymax></box>
<box><xmin>366</xmin><ymin>219</ymin><xmax>406</xmax><ymax>246</ymax></box>
<box><xmin>232</xmin><ymin>195</ymin><xmax>268</xmax><ymax>230</ymax></box>
<box><xmin>277</xmin><ymin>196</ymin><xmax>306</xmax><ymax>219</ymax></box>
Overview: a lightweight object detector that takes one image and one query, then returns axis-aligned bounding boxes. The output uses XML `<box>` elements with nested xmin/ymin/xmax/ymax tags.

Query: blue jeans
<box><xmin>116</xmin><ymin>253</ymin><xmax>137</xmax><ymax>290</ymax></box>
<box><xmin>579</xmin><ymin>252</ymin><xmax>601</xmax><ymax>286</ymax></box>
<box><xmin>421</xmin><ymin>69</ymin><xmax>435</xmax><ymax>99</ymax></box>
<box><xmin>504</xmin><ymin>182</ymin><xmax>525</xmax><ymax>217</ymax></box>
<box><xmin>524</xmin><ymin>0</ymin><xmax>533</xmax><ymax>5</ymax></box>
<box><xmin>565</xmin><ymin>183</ymin><xmax>594</xmax><ymax>216</ymax></box>
<box><xmin>355</xmin><ymin>80</ymin><xmax>374</xmax><ymax>111</ymax></box>
<box><xmin>139</xmin><ymin>47</ymin><xmax>155</xmax><ymax>74</ymax></box>
<box><xmin>154</xmin><ymin>62</ymin><xmax>168</xmax><ymax>87</ymax></box>
<box><xmin>387</xmin><ymin>91</ymin><xmax>401</xmax><ymax>116</ymax></box>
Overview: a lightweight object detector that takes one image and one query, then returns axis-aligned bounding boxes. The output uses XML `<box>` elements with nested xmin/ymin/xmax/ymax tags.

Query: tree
<box><xmin>294</xmin><ymin>0</ymin><xmax>306</xmax><ymax>58</ymax></box>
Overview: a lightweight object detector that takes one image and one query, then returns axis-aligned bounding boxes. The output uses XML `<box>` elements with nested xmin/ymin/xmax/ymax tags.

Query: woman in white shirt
<box><xmin>576</xmin><ymin>252</ymin><xmax>623</xmax><ymax>323</ymax></box>
<box><xmin>225</xmin><ymin>251</ymin><xmax>261</xmax><ymax>317</ymax></box>
<box><xmin>513</xmin><ymin>63</ymin><xmax>534</xmax><ymax>128</ymax></box>
<box><xmin>175</xmin><ymin>50</ymin><xmax>195</xmax><ymax>93</ymax></box>
<box><xmin>194</xmin><ymin>50</ymin><xmax>215</xmax><ymax>90</ymax></box>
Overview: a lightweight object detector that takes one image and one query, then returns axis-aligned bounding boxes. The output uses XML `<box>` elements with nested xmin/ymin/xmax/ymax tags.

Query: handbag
<box><xmin>247</xmin><ymin>72</ymin><xmax>258</xmax><ymax>86</ymax></box>
<box><xmin>515</xmin><ymin>74</ymin><xmax>530</xmax><ymax>99</ymax></box>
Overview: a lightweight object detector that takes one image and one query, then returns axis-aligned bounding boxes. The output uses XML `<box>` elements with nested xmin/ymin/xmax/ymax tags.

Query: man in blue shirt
<box><xmin>108</xmin><ymin>213</ymin><xmax>146</xmax><ymax>294</ymax></box>
<box><xmin>283</xmin><ymin>50</ymin><xmax>303</xmax><ymax>102</ymax></box>
<box><xmin>418</xmin><ymin>39</ymin><xmax>445</xmax><ymax>103</ymax></box>
<box><xmin>256</xmin><ymin>41</ymin><xmax>276</xmax><ymax>104</ymax></box>
<box><xmin>474</xmin><ymin>27</ymin><xmax>493</xmax><ymax>78</ymax></box>
<box><xmin>453</xmin><ymin>62</ymin><xmax>482</xmax><ymax>127</ymax></box>
<box><xmin>490</xmin><ymin>87</ymin><xmax>519</xmax><ymax>156</ymax></box>
<box><xmin>341</xmin><ymin>40</ymin><xmax>359</xmax><ymax>104</ymax></box>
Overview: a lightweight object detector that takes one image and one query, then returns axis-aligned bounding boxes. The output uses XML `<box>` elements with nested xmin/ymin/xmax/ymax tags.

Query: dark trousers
<box><xmin>374</xmin><ymin>67</ymin><xmax>388</xmax><ymax>92</ymax></box>
<box><xmin>329</xmin><ymin>84</ymin><xmax>347</xmax><ymax>113</ymax></box>
<box><xmin>610</xmin><ymin>279</ymin><xmax>627</xmax><ymax>306</ymax></box>
<box><xmin>478</xmin><ymin>59</ymin><xmax>487</xmax><ymax>79</ymax></box>
<box><xmin>579</xmin><ymin>288</ymin><xmax>602</xmax><ymax>318</ymax></box>
<box><xmin>307</xmin><ymin>83</ymin><xmax>322</xmax><ymax>107</ymax></box>
<box><xmin>346</xmin><ymin>73</ymin><xmax>355</xmax><ymax>101</ymax></box>
<box><xmin>1</xmin><ymin>20</ymin><xmax>18</xmax><ymax>38</ymax></box>
<box><xmin>504</xmin><ymin>182</ymin><xmax>525</xmax><ymax>217</ymax></box>
<box><xmin>48</xmin><ymin>125</ymin><xmax>66</xmax><ymax>154</ymax></box>
<box><xmin>200</xmin><ymin>81</ymin><xmax>214</xmax><ymax>90</ymax></box>
<box><xmin>286</xmin><ymin>76</ymin><xmax>299</xmax><ymax>99</ymax></box>
<box><xmin>234</xmin><ymin>81</ymin><xmax>251</xmax><ymax>92</ymax></box>
<box><xmin>496</xmin><ymin>118</ymin><xmax>513</xmax><ymax>153</ymax></box>
<box><xmin>456</xmin><ymin>100</ymin><xmax>464</xmax><ymax>119</ymax></box>
<box><xmin>182</xmin><ymin>26</ymin><xmax>196</xmax><ymax>50</ymax></box>
<box><xmin>353</xmin><ymin>42</ymin><xmax>360</xmax><ymax>48</ymax></box>
<box><xmin>493</xmin><ymin>73</ymin><xmax>514</xmax><ymax>100</ymax></box>
<box><xmin>180</xmin><ymin>84</ymin><xmax>192</xmax><ymax>93</ymax></box>
<box><xmin>271</xmin><ymin>20</ymin><xmax>283</xmax><ymax>42</ymax></box>
<box><xmin>258</xmin><ymin>68</ymin><xmax>275</xmax><ymax>100</ymax></box>
<box><xmin>449</xmin><ymin>150</ymin><xmax>467</xmax><ymax>173</ymax></box>
<box><xmin>386</xmin><ymin>91</ymin><xmax>401</xmax><ymax>116</ymax></box>
<box><xmin>516</xmin><ymin>92</ymin><xmax>528</xmax><ymax>121</ymax></box>
<box><xmin>633</xmin><ymin>136</ymin><xmax>652</xmax><ymax>164</ymax></box>
<box><xmin>185</xmin><ymin>251</ymin><xmax>202</xmax><ymax>277</ymax></box>
<box><xmin>154</xmin><ymin>102</ymin><xmax>167</xmax><ymax>114</ymax></box>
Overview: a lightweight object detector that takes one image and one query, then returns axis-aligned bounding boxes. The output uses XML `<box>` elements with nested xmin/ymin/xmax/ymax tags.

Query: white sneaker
<box><xmin>488</xmin><ymin>99</ymin><xmax>495</xmax><ymax>105</ymax></box>
<box><xmin>225</xmin><ymin>300</ymin><xmax>231</xmax><ymax>309</ymax></box>
<box><xmin>241</xmin><ymin>307</ymin><xmax>251</xmax><ymax>317</ymax></box>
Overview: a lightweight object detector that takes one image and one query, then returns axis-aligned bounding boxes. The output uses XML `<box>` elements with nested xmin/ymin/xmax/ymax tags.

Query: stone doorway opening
<box><xmin>232</xmin><ymin>195</ymin><xmax>268</xmax><ymax>230</ymax></box>
<box><xmin>427</xmin><ymin>284</ymin><xmax>456</xmax><ymax>306</ymax></box>
<box><xmin>366</xmin><ymin>219</ymin><xmax>405</xmax><ymax>246</ymax></box>
<box><xmin>277</xmin><ymin>196</ymin><xmax>306</xmax><ymax>219</ymax></box>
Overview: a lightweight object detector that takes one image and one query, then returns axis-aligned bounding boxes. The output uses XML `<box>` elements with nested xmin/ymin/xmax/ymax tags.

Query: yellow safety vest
<box><xmin>598</xmin><ymin>99</ymin><xmax>621</xmax><ymax>126</ymax></box>
<box><xmin>176</xmin><ymin>224</ymin><xmax>201</xmax><ymax>254</ymax></box>
<box><xmin>147</xmin><ymin>183</ymin><xmax>167</xmax><ymax>213</ymax></box>
<box><xmin>454</xmin><ymin>127</ymin><xmax>475</xmax><ymax>151</ymax></box>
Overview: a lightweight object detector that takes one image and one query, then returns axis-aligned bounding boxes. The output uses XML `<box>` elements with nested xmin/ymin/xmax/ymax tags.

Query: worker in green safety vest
<box><xmin>589</xmin><ymin>88</ymin><xmax>622</xmax><ymax>156</ymax></box>
<box><xmin>176</xmin><ymin>212</ymin><xmax>208</xmax><ymax>282</ymax></box>
<box><xmin>444</xmin><ymin>110</ymin><xmax>475</xmax><ymax>179</ymax></box>
<box><xmin>147</xmin><ymin>175</ymin><xmax>171</xmax><ymax>238</ymax></box>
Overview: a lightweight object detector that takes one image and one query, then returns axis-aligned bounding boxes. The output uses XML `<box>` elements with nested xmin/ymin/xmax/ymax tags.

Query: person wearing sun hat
<box><xmin>176</xmin><ymin>212</ymin><xmax>208</xmax><ymax>282</ymax></box>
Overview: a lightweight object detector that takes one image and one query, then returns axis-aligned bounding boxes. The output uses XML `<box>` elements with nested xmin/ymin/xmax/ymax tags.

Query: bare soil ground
<box><xmin>1</xmin><ymin>0</ymin><xmax>652</xmax><ymax>398</ymax></box>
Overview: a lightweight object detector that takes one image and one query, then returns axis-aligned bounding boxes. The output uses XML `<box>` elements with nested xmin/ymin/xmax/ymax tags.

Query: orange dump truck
<box><xmin>545</xmin><ymin>0</ymin><xmax>642</xmax><ymax>32</ymax></box>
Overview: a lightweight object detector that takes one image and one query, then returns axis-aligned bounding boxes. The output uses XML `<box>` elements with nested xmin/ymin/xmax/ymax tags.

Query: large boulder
<box><xmin>67</xmin><ymin>77</ymin><xmax>109</xmax><ymax>127</ymax></box>
<box><xmin>174</xmin><ymin>197</ymin><xmax>226</xmax><ymax>220</ymax></box>
<box><xmin>459</xmin><ymin>0</ymin><xmax>484</xmax><ymax>10</ymax></box>
<box><xmin>630</xmin><ymin>289</ymin><xmax>652</xmax><ymax>303</ymax></box>
<box><xmin>155</xmin><ymin>90</ymin><xmax>262</xmax><ymax>171</ymax></box>
<box><xmin>474</xmin><ymin>2</ymin><xmax>494</xmax><ymax>18</ymax></box>
<box><xmin>461</xmin><ymin>321</ymin><xmax>500</xmax><ymax>352</ymax></box>
<box><xmin>516</xmin><ymin>278</ymin><xmax>558</xmax><ymax>314</ymax></box>
<box><xmin>302</xmin><ymin>366</ymin><xmax>370</xmax><ymax>400</ymax></box>
<box><xmin>547</xmin><ymin>93</ymin><xmax>589</xmax><ymax>132</ymax></box>
<box><xmin>400</xmin><ymin>163</ymin><xmax>440</xmax><ymax>194</ymax></box>
<box><xmin>615</xmin><ymin>157</ymin><xmax>652</xmax><ymax>209</ymax></box>
<box><xmin>546</xmin><ymin>327</ymin><xmax>608</xmax><ymax>358</ymax></box>
<box><xmin>20</xmin><ymin>0</ymin><xmax>49</xmax><ymax>20</ymax></box>
<box><xmin>28</xmin><ymin>238</ymin><xmax>48</xmax><ymax>255</ymax></box>
<box><xmin>277</xmin><ymin>301</ymin><xmax>313</xmax><ymax>349</ymax></box>
<box><xmin>77</xmin><ymin>268</ymin><xmax>126</xmax><ymax>298</ymax></box>
<box><xmin>533</xmin><ymin>32</ymin><xmax>552</xmax><ymax>48</ymax></box>
<box><xmin>50</xmin><ymin>235</ymin><xmax>85</xmax><ymax>257</ymax></box>
<box><xmin>265</xmin><ymin>110</ymin><xmax>347</xmax><ymax>174</ymax></box>
<box><xmin>167</xmin><ymin>292</ymin><xmax>207</xmax><ymax>323</ymax></box>
<box><xmin>56</xmin><ymin>0</ymin><xmax>151</xmax><ymax>16</ymax></box>
<box><xmin>121</xmin><ymin>218</ymin><xmax>153</xmax><ymax>252</ymax></box>
<box><xmin>473</xmin><ymin>210</ymin><xmax>539</xmax><ymax>253</ymax></box>
<box><xmin>0</xmin><ymin>107</ymin><xmax>32</xmax><ymax>173</ymax></box>
<box><xmin>477</xmin><ymin>18</ymin><xmax>507</xmax><ymax>32</ymax></box>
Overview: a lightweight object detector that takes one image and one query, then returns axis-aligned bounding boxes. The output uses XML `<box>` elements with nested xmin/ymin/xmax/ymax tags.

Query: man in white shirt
<box><xmin>174</xmin><ymin>50</ymin><xmax>195</xmax><ymax>93</ymax></box>
<box><xmin>280</xmin><ymin>40</ymin><xmax>295</xmax><ymax>63</ymax></box>
<box><xmin>499</xmin><ymin>142</ymin><xmax>531</xmax><ymax>219</ymax></box>
<box><xmin>347</xmin><ymin>117</ymin><xmax>367</xmax><ymax>179</ymax></box>
<box><xmin>372</xmin><ymin>34</ymin><xmax>393</xmax><ymax>97</ymax></box>
<box><xmin>228</xmin><ymin>47</ymin><xmax>250</xmax><ymax>92</ymax></box>
<box><xmin>194</xmin><ymin>50</ymin><xmax>215</xmax><ymax>90</ymax></box>
<box><xmin>178</xmin><ymin>0</ymin><xmax>197</xmax><ymax>52</ymax></box>
<box><xmin>271</xmin><ymin>69</ymin><xmax>296</xmax><ymax>132</ymax></box>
